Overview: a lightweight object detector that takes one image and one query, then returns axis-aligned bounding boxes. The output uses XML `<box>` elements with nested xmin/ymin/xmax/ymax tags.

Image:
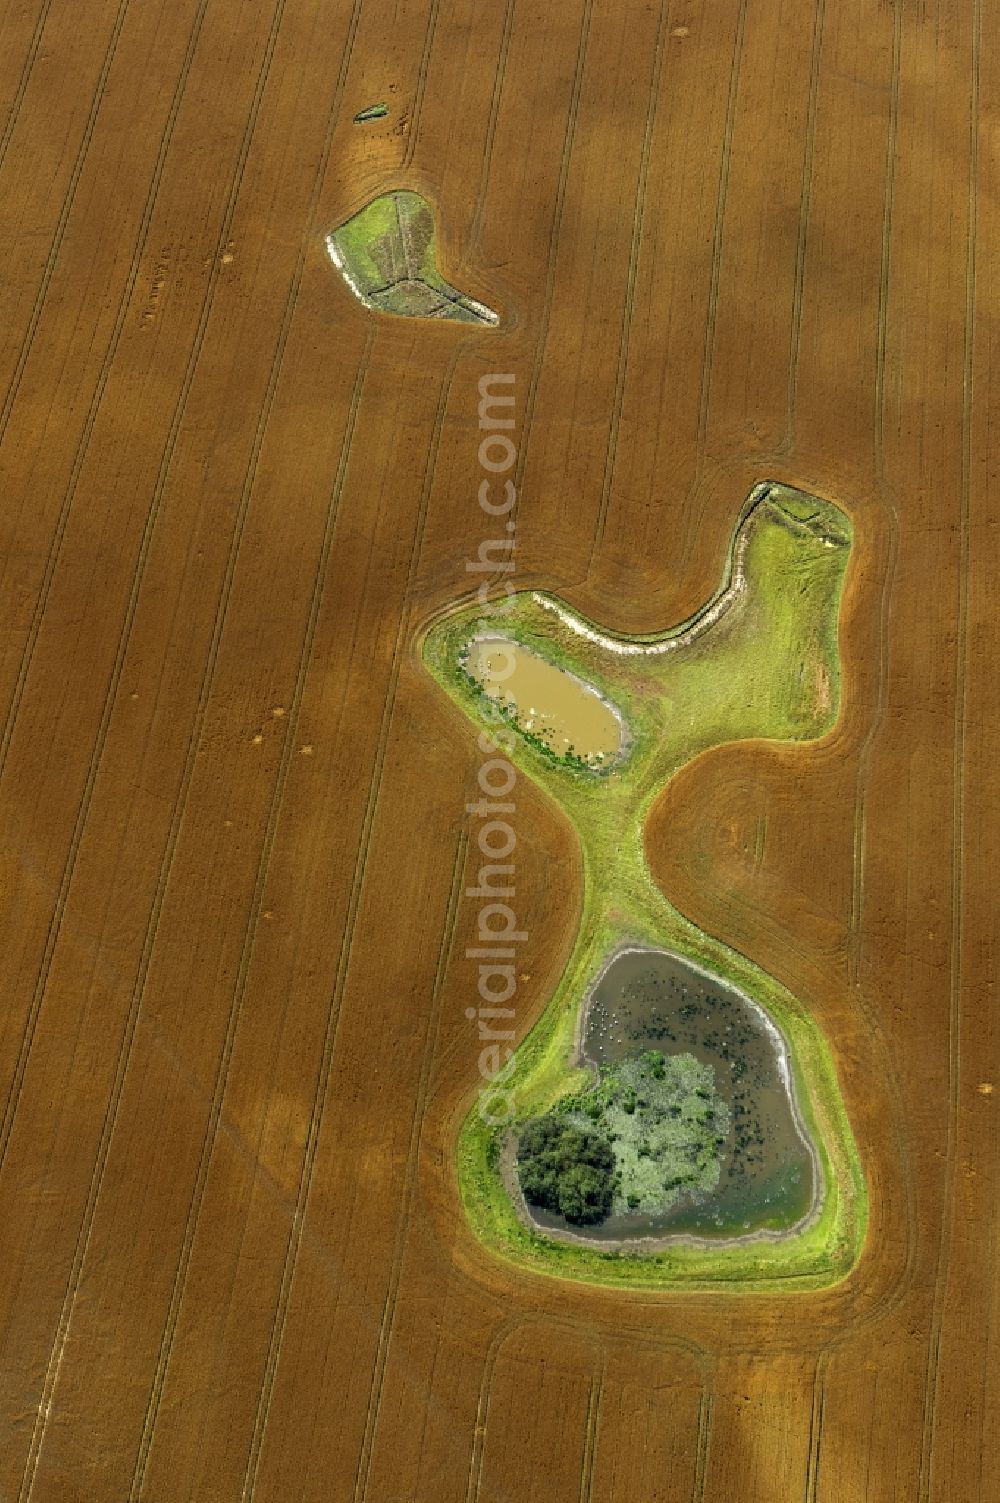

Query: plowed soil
<box><xmin>0</xmin><ymin>0</ymin><xmax>995</xmax><ymax>1499</ymax></box>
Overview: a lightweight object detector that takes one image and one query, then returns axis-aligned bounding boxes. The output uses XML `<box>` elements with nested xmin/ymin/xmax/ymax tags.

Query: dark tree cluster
<box><xmin>516</xmin><ymin>1116</ymin><xmax>615</xmax><ymax>1224</ymax></box>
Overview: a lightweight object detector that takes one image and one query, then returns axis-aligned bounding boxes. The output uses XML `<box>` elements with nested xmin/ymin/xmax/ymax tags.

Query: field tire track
<box><xmin>466</xmin><ymin>1317</ymin><xmax>599</xmax><ymax>1503</ymax></box>
<box><xmin>778</xmin><ymin>0</ymin><xmax>827</xmax><ymax>458</ymax></box>
<box><xmin>824</xmin><ymin>0</ymin><xmax>916</xmax><ymax>1351</ymax></box>
<box><xmin>578</xmin><ymin>1362</ymin><xmax>604</xmax><ymax>1503</ymax></box>
<box><xmin>125</xmin><ymin>330</ymin><xmax>376</xmax><ymax>1502</ymax></box>
<box><xmin>918</xmin><ymin>1</ymin><xmax>978</xmax><ymax>1495</ymax></box>
<box><xmin>464</xmin><ymin>1316</ymin><xmax>709</xmax><ymax>1503</ymax></box>
<box><xmin>692</xmin><ymin>0</ymin><xmax>749</xmax><ymax>473</ymax></box>
<box><xmin>0</xmin><ymin>0</ymin><xmax>292</xmax><ymax>1190</ymax></box>
<box><xmin>587</xmin><ymin>0</ymin><xmax>669</xmax><ymax>566</ymax></box>
<box><xmin>464</xmin><ymin>1317</ymin><xmax>516</xmax><ymax>1503</ymax></box>
<box><xmin>853</xmin><ymin>0</ymin><xmax>903</xmax><ymax>995</ymax></box>
<box><xmin>476</xmin><ymin>0</ymin><xmax>593</xmax><ymax>610</ymax></box>
<box><xmin>0</xmin><ymin>0</ymin><xmax>135</xmax><ymax>446</ymax></box>
<box><xmin>239</xmin><ymin>333</ymin><xmax>465</xmax><ymax>1501</ymax></box>
<box><xmin>590</xmin><ymin>0</ymin><xmax>746</xmax><ymax>588</ymax></box>
<box><xmin>692</xmin><ymin>1378</ymin><xmax>715</xmax><ymax>1503</ymax></box>
<box><xmin>352</xmin><ymin>831</ymin><xmax>468</xmax><ymax>1501</ymax></box>
<box><xmin>0</xmin><ymin>0</ymin><xmax>214</xmax><ymax>791</ymax></box>
<box><xmin>399</xmin><ymin>0</ymin><xmax>443</xmax><ymax>175</ymax></box>
<box><xmin>463</xmin><ymin>0</ymin><xmax>518</xmax><ymax>263</ymax></box>
<box><xmin>803</xmin><ymin>1352</ymin><xmax>827</xmax><ymax>1502</ymax></box>
<box><xmin>12</xmin><ymin>2</ymin><xmax>310</xmax><ymax>1493</ymax></box>
<box><xmin>504</xmin><ymin>0</ymin><xmax>593</xmax><ymax>544</ymax></box>
<box><xmin>0</xmin><ymin>0</ymin><xmax>58</xmax><ymax>171</ymax></box>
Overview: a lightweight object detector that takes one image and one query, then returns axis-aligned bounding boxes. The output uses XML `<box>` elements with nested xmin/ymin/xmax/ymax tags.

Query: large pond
<box><xmin>464</xmin><ymin>636</ymin><xmax>624</xmax><ymax>768</ymax></box>
<box><xmin>525</xmin><ymin>947</ymin><xmax>819</xmax><ymax>1242</ymax></box>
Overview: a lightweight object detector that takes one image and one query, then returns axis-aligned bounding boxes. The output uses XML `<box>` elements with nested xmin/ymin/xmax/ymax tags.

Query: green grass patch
<box><xmin>422</xmin><ymin>483</ymin><xmax>868</xmax><ymax>1291</ymax></box>
<box><xmin>327</xmin><ymin>190</ymin><xmax>498</xmax><ymax>324</ymax></box>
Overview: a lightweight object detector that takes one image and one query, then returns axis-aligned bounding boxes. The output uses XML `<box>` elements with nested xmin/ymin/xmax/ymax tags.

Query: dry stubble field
<box><xmin>0</xmin><ymin>0</ymin><xmax>996</xmax><ymax>1497</ymax></box>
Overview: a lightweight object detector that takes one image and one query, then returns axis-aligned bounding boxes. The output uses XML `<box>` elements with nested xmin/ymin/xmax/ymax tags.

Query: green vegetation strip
<box><xmin>422</xmin><ymin>483</ymin><xmax>868</xmax><ymax>1290</ymax></box>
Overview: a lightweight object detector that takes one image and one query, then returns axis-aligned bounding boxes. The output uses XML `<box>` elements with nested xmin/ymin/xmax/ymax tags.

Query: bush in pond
<box><xmin>552</xmin><ymin>1050</ymin><xmax>732</xmax><ymax>1218</ymax></box>
<box><xmin>516</xmin><ymin>1117</ymin><xmax>615</xmax><ymax>1224</ymax></box>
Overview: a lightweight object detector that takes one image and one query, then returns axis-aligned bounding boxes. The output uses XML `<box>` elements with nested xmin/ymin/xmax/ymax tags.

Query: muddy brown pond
<box><xmin>526</xmin><ymin>947</ymin><xmax>820</xmax><ymax>1242</ymax></box>
<box><xmin>464</xmin><ymin>636</ymin><xmax>625</xmax><ymax>767</ymax></box>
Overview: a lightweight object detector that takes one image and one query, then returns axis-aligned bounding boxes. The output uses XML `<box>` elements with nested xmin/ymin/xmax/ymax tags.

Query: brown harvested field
<box><xmin>0</xmin><ymin>0</ymin><xmax>996</xmax><ymax>1497</ymax></box>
